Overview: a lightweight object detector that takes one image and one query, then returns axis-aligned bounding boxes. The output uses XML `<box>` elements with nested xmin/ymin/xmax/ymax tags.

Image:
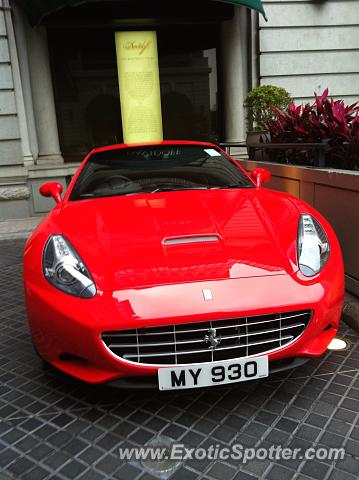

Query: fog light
<box><xmin>327</xmin><ymin>338</ymin><xmax>349</xmax><ymax>351</ymax></box>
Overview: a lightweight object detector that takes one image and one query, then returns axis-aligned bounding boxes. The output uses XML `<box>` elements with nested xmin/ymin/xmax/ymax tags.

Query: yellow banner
<box><xmin>115</xmin><ymin>31</ymin><xmax>163</xmax><ymax>144</ymax></box>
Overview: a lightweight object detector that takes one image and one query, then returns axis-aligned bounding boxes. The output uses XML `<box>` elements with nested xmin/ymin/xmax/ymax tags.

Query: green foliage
<box><xmin>244</xmin><ymin>85</ymin><xmax>292</xmax><ymax>132</ymax></box>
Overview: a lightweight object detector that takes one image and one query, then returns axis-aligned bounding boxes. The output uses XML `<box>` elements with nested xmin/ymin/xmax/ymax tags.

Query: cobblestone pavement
<box><xmin>1</xmin><ymin>240</ymin><xmax>359</xmax><ymax>480</ymax></box>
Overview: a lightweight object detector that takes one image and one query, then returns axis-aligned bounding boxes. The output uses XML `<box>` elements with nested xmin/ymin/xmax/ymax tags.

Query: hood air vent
<box><xmin>162</xmin><ymin>235</ymin><xmax>220</xmax><ymax>246</ymax></box>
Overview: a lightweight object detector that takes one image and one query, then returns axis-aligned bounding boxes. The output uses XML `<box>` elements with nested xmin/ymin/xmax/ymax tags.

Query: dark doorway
<box><xmin>48</xmin><ymin>1</ymin><xmax>227</xmax><ymax>161</ymax></box>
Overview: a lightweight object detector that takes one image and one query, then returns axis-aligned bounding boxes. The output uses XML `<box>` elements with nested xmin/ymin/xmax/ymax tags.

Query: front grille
<box><xmin>101</xmin><ymin>310</ymin><xmax>312</xmax><ymax>365</ymax></box>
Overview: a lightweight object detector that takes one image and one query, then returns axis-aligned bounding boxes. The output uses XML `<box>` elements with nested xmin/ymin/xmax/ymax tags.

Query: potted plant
<box><xmin>244</xmin><ymin>85</ymin><xmax>292</xmax><ymax>159</ymax></box>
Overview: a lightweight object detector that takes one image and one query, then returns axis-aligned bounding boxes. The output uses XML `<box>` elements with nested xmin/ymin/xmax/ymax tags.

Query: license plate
<box><xmin>158</xmin><ymin>356</ymin><xmax>268</xmax><ymax>391</ymax></box>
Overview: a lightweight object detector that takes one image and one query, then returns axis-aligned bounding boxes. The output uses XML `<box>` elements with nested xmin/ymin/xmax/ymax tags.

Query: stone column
<box><xmin>4</xmin><ymin>0</ymin><xmax>34</xmax><ymax>166</ymax></box>
<box><xmin>221</xmin><ymin>6</ymin><xmax>249</xmax><ymax>143</ymax></box>
<box><xmin>27</xmin><ymin>26</ymin><xmax>63</xmax><ymax>165</ymax></box>
<box><xmin>12</xmin><ymin>0</ymin><xmax>39</xmax><ymax>161</ymax></box>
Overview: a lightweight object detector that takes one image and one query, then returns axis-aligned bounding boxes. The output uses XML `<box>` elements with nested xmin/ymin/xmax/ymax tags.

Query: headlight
<box><xmin>43</xmin><ymin>235</ymin><xmax>96</xmax><ymax>298</ymax></box>
<box><xmin>297</xmin><ymin>214</ymin><xmax>330</xmax><ymax>276</ymax></box>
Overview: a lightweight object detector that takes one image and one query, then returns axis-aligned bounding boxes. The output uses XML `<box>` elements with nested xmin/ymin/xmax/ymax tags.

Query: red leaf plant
<box><xmin>266</xmin><ymin>89</ymin><xmax>359</xmax><ymax>169</ymax></box>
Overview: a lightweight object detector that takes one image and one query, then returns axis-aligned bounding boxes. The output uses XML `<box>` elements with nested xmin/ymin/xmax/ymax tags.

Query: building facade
<box><xmin>1</xmin><ymin>0</ymin><xmax>358</xmax><ymax>220</ymax></box>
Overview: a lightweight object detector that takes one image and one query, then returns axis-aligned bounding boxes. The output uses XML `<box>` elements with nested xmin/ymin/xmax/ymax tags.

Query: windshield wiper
<box><xmin>211</xmin><ymin>184</ymin><xmax>253</xmax><ymax>190</ymax></box>
<box><xmin>149</xmin><ymin>186</ymin><xmax>211</xmax><ymax>193</ymax></box>
<box><xmin>79</xmin><ymin>191</ymin><xmax>141</xmax><ymax>199</ymax></box>
<box><xmin>78</xmin><ymin>183</ymin><xmax>252</xmax><ymax>199</ymax></box>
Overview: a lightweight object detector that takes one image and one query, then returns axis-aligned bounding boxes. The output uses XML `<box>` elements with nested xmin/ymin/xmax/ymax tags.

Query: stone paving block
<box><xmin>0</xmin><ymin>240</ymin><xmax>358</xmax><ymax>480</ymax></box>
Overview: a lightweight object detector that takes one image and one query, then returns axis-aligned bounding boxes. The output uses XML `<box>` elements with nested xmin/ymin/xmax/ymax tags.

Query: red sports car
<box><xmin>24</xmin><ymin>141</ymin><xmax>344</xmax><ymax>390</ymax></box>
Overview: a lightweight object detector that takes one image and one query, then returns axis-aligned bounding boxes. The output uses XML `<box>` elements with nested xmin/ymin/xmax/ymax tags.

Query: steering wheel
<box><xmin>108</xmin><ymin>175</ymin><xmax>131</xmax><ymax>186</ymax></box>
<box><xmin>92</xmin><ymin>175</ymin><xmax>133</xmax><ymax>193</ymax></box>
<box><xmin>135</xmin><ymin>177</ymin><xmax>198</xmax><ymax>187</ymax></box>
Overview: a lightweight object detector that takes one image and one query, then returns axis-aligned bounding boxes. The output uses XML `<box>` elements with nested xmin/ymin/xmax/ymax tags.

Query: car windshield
<box><xmin>69</xmin><ymin>145</ymin><xmax>254</xmax><ymax>201</ymax></box>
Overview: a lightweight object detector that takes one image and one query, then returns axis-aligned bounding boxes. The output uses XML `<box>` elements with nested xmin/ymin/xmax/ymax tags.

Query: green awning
<box><xmin>220</xmin><ymin>0</ymin><xmax>267</xmax><ymax>20</ymax></box>
<box><xmin>17</xmin><ymin>0</ymin><xmax>267</xmax><ymax>26</ymax></box>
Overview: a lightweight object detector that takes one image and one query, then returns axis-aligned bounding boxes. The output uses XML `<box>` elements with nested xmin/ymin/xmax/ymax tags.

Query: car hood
<box><xmin>59</xmin><ymin>189</ymin><xmax>300</xmax><ymax>291</ymax></box>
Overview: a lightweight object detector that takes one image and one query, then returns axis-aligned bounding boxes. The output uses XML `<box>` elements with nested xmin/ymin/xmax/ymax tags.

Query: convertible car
<box><xmin>24</xmin><ymin>141</ymin><xmax>344</xmax><ymax>390</ymax></box>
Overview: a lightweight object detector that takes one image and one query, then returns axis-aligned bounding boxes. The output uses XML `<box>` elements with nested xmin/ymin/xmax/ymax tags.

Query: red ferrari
<box><xmin>24</xmin><ymin>141</ymin><xmax>344</xmax><ymax>390</ymax></box>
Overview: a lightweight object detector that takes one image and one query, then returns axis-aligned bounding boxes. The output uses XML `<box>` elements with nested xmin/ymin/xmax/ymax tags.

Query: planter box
<box><xmin>247</xmin><ymin>142</ymin><xmax>331</xmax><ymax>167</ymax></box>
<box><xmin>236</xmin><ymin>158</ymin><xmax>359</xmax><ymax>297</ymax></box>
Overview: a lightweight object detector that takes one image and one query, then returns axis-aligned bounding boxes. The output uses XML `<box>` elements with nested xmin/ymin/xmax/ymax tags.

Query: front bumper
<box><xmin>25</xmin><ymin>269</ymin><xmax>344</xmax><ymax>385</ymax></box>
<box><xmin>106</xmin><ymin>357</ymin><xmax>312</xmax><ymax>389</ymax></box>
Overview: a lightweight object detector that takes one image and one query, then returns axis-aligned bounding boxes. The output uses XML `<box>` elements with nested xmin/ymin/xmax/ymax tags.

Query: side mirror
<box><xmin>39</xmin><ymin>182</ymin><xmax>63</xmax><ymax>205</ymax></box>
<box><xmin>251</xmin><ymin>168</ymin><xmax>271</xmax><ymax>188</ymax></box>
